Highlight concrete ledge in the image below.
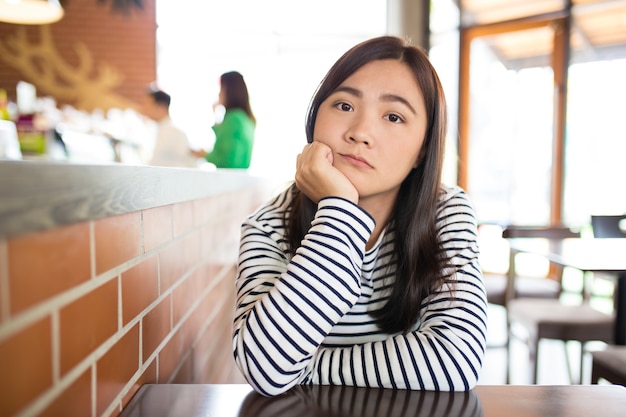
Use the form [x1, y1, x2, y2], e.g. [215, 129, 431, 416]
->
[0, 161, 280, 238]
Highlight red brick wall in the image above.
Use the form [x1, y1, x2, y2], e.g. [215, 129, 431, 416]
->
[0, 189, 263, 417]
[0, 0, 156, 112]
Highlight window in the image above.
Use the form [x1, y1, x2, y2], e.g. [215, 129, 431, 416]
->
[457, 0, 626, 225]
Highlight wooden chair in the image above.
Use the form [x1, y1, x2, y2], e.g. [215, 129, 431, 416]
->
[591, 345, 626, 385]
[481, 225, 575, 310]
[504, 225, 614, 384]
[481, 225, 578, 355]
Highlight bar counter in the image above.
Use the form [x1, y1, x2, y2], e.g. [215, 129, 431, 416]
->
[0, 160, 283, 416]
[0, 160, 282, 239]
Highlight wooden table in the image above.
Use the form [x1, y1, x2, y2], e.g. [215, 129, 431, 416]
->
[508, 238, 626, 345]
[119, 383, 626, 417]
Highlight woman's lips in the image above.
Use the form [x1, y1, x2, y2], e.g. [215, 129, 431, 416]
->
[340, 153, 373, 168]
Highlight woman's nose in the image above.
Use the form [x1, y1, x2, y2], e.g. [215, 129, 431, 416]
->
[347, 114, 372, 145]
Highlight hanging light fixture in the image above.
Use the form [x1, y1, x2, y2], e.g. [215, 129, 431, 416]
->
[0, 0, 64, 25]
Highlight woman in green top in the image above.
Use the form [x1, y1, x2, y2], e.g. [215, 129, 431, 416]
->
[195, 71, 256, 168]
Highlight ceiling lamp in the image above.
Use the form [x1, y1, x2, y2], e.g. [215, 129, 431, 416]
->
[0, 0, 64, 25]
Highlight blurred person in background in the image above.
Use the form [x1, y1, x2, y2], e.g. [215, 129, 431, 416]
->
[144, 85, 198, 168]
[193, 71, 256, 168]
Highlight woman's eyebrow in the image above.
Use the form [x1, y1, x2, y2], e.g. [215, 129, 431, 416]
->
[334, 86, 361, 98]
[381, 93, 416, 115]
[333, 86, 417, 115]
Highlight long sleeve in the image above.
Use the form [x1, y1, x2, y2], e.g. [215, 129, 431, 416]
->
[232, 187, 487, 397]
[309, 194, 486, 391]
[233, 195, 375, 396]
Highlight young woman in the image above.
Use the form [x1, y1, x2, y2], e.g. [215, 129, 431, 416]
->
[193, 71, 256, 168]
[232, 36, 486, 397]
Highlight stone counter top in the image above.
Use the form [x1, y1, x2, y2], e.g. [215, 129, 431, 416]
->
[0, 161, 283, 239]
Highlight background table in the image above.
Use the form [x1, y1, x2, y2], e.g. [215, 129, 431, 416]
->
[119, 383, 626, 417]
[509, 238, 626, 344]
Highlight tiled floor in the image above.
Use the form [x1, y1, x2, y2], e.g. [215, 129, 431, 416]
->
[478, 304, 603, 385]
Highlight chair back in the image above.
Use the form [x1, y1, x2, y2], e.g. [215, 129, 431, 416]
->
[500, 225, 582, 302]
[591, 215, 626, 238]
[502, 225, 580, 240]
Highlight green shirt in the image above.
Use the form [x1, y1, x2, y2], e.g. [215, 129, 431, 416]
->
[206, 108, 255, 168]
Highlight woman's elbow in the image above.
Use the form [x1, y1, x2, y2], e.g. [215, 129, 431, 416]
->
[233, 346, 305, 397]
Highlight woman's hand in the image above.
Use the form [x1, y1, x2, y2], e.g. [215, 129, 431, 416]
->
[190, 148, 206, 158]
[295, 141, 358, 204]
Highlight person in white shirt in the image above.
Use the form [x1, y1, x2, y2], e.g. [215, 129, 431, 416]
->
[144, 87, 197, 168]
[232, 36, 487, 397]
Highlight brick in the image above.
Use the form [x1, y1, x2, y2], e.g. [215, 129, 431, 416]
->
[173, 201, 194, 238]
[121, 256, 158, 325]
[121, 361, 157, 411]
[158, 328, 184, 383]
[8, 223, 90, 314]
[96, 324, 140, 416]
[142, 295, 171, 362]
[94, 212, 141, 275]
[40, 369, 91, 417]
[142, 205, 173, 253]
[183, 231, 201, 272]
[60, 279, 118, 375]
[0, 317, 52, 417]
[158, 240, 185, 292]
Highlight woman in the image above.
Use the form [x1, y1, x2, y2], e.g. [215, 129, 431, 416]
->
[232, 36, 486, 396]
[194, 71, 256, 168]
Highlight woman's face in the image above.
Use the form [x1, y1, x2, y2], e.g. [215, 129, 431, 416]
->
[313, 59, 428, 208]
[218, 84, 226, 106]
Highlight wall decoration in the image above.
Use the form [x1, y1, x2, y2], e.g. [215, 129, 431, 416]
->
[0, 25, 136, 111]
[0, 0, 155, 113]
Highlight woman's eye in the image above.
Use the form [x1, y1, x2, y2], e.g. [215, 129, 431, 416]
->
[385, 113, 404, 123]
[335, 102, 353, 112]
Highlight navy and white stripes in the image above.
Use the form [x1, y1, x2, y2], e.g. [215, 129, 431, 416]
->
[232, 185, 487, 396]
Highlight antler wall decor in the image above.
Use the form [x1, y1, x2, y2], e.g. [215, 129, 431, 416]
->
[0, 25, 137, 111]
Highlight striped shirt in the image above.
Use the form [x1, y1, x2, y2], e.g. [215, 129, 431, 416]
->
[232, 185, 487, 396]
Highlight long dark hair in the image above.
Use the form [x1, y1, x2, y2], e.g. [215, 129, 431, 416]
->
[220, 71, 256, 123]
[285, 36, 450, 334]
